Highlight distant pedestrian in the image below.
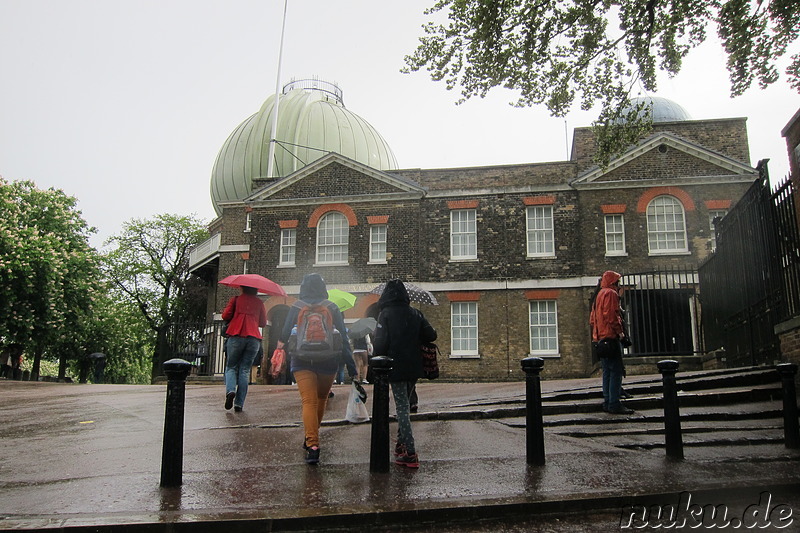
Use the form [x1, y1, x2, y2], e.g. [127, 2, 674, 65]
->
[350, 332, 371, 382]
[590, 271, 633, 415]
[221, 285, 267, 412]
[277, 273, 357, 465]
[372, 279, 437, 468]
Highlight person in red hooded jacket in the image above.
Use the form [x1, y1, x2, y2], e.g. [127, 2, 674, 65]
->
[590, 271, 634, 415]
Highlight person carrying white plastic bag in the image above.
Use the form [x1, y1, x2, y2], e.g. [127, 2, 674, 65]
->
[345, 381, 369, 423]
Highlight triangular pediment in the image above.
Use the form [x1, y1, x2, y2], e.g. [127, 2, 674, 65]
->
[244, 153, 424, 206]
[572, 132, 756, 186]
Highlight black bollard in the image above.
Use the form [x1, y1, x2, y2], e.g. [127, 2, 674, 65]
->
[776, 363, 799, 449]
[521, 357, 545, 466]
[657, 360, 683, 460]
[160, 358, 192, 487]
[369, 356, 393, 473]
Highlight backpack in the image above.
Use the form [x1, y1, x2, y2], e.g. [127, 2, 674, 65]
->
[292, 300, 342, 361]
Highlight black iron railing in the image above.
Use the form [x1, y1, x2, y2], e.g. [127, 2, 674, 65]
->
[699, 165, 800, 367]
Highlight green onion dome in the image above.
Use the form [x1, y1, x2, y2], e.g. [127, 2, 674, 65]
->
[210, 79, 398, 214]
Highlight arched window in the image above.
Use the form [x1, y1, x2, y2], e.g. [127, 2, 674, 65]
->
[316, 211, 349, 264]
[646, 195, 688, 254]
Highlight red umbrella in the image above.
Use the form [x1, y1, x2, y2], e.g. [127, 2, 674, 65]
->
[218, 274, 287, 297]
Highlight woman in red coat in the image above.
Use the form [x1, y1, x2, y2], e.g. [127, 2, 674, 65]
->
[221, 286, 267, 412]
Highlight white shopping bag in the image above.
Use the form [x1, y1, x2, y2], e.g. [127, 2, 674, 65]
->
[345, 382, 370, 423]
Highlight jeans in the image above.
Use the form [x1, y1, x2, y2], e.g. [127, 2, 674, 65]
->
[225, 336, 261, 408]
[293, 370, 336, 448]
[391, 380, 417, 455]
[601, 352, 625, 409]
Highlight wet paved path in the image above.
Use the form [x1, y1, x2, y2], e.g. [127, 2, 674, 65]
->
[1, 379, 798, 531]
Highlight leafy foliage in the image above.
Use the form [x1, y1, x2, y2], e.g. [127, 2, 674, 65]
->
[0, 178, 100, 377]
[102, 214, 208, 380]
[404, 0, 799, 165]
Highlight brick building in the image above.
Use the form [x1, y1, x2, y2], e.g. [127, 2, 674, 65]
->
[190, 84, 757, 380]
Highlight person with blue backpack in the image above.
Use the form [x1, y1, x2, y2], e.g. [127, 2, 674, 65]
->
[277, 273, 357, 465]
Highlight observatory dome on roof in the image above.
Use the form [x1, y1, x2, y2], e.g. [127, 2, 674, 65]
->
[619, 96, 692, 123]
[210, 79, 398, 214]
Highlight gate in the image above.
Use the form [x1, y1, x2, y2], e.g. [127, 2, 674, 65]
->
[698, 166, 800, 367]
[620, 266, 702, 357]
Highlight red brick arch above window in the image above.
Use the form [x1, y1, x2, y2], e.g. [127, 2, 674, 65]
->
[523, 195, 555, 206]
[447, 292, 480, 302]
[525, 289, 560, 300]
[705, 200, 732, 210]
[601, 204, 627, 214]
[447, 199, 479, 209]
[636, 187, 696, 213]
[307, 203, 358, 228]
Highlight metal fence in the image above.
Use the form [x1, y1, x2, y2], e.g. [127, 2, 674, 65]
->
[620, 266, 702, 358]
[164, 321, 227, 376]
[699, 167, 800, 367]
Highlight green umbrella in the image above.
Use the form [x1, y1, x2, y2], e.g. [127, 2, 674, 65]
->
[327, 289, 357, 311]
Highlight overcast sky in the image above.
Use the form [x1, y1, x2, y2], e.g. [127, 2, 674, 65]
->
[1, 1, 798, 249]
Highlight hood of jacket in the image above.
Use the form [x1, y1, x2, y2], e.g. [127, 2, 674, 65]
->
[299, 273, 328, 303]
[600, 270, 622, 290]
[379, 279, 410, 309]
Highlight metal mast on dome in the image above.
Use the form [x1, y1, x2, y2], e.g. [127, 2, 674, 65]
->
[267, 0, 289, 179]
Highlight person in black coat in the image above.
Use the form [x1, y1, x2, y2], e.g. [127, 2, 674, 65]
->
[372, 279, 437, 468]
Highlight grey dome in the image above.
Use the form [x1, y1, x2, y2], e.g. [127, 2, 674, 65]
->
[621, 96, 692, 123]
[210, 79, 398, 214]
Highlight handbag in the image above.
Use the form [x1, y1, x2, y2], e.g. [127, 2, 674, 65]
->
[593, 338, 620, 359]
[345, 381, 370, 423]
[420, 341, 440, 380]
[270, 347, 286, 379]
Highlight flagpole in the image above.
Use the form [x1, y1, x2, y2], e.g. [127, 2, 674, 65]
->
[267, 0, 288, 179]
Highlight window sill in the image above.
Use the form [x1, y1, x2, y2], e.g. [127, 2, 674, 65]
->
[526, 255, 556, 260]
[530, 353, 561, 358]
[648, 250, 691, 256]
[449, 353, 480, 359]
[313, 262, 350, 267]
[368, 260, 388, 265]
[605, 252, 628, 257]
[277, 264, 296, 268]
[449, 258, 478, 263]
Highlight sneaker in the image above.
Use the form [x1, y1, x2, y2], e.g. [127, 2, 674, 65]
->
[224, 391, 235, 410]
[410, 404, 418, 413]
[608, 405, 634, 415]
[395, 452, 419, 468]
[305, 446, 320, 465]
[394, 443, 407, 458]
[620, 389, 634, 399]
[234, 406, 242, 412]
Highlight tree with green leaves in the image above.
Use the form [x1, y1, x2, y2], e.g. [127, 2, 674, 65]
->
[403, 0, 799, 165]
[75, 292, 153, 384]
[0, 177, 101, 379]
[102, 214, 208, 381]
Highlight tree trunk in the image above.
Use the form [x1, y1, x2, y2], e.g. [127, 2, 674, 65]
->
[151, 327, 170, 383]
[31, 345, 43, 381]
[58, 353, 68, 381]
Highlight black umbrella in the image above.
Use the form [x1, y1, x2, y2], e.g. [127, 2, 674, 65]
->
[369, 282, 438, 306]
[348, 317, 377, 339]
